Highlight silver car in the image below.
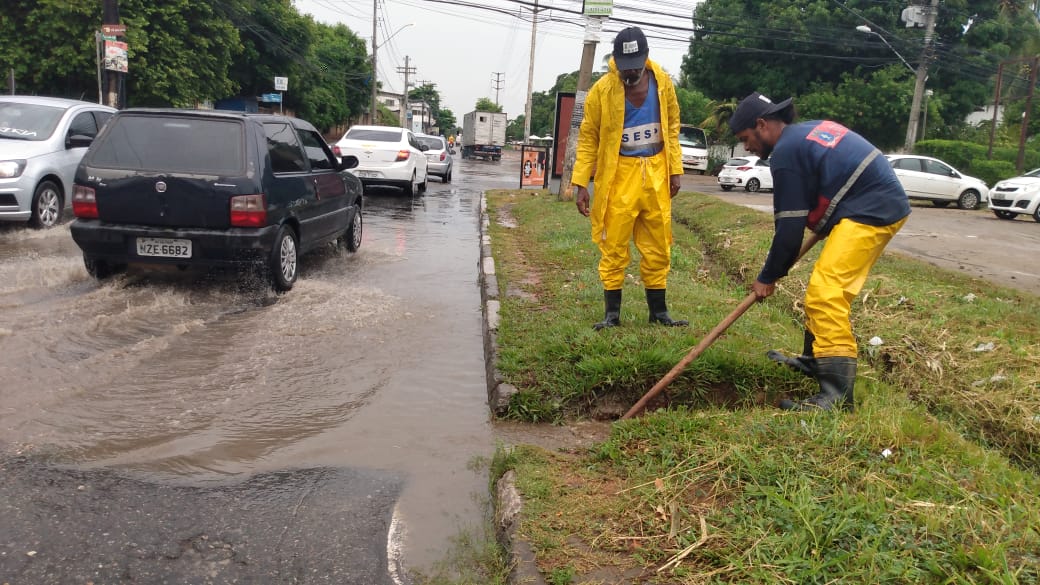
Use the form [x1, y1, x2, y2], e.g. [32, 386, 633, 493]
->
[416, 134, 453, 183]
[0, 96, 116, 228]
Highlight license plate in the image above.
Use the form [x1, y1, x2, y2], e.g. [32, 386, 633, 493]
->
[136, 237, 192, 258]
[358, 170, 379, 178]
[720, 177, 737, 184]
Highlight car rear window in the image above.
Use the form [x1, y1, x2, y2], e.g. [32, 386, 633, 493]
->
[0, 102, 64, 141]
[417, 136, 443, 150]
[725, 158, 750, 166]
[88, 115, 244, 174]
[344, 128, 402, 142]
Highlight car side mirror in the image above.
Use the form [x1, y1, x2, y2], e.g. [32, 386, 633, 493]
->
[339, 155, 359, 171]
[67, 134, 94, 149]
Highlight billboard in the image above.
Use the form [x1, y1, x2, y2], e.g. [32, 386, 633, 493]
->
[104, 40, 128, 73]
[552, 92, 576, 178]
[520, 145, 549, 189]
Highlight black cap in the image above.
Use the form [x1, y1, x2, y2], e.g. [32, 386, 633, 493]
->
[729, 92, 794, 133]
[612, 27, 648, 71]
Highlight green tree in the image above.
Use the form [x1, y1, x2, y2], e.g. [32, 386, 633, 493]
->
[437, 108, 457, 135]
[294, 20, 370, 132]
[675, 87, 713, 127]
[506, 114, 525, 141]
[474, 97, 502, 112]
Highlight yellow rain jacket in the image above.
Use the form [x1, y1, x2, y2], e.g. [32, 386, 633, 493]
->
[572, 58, 683, 289]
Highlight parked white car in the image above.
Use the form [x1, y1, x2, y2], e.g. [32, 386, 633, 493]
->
[989, 168, 1040, 222]
[0, 96, 116, 228]
[333, 125, 428, 196]
[678, 125, 709, 174]
[717, 156, 772, 192]
[886, 154, 989, 210]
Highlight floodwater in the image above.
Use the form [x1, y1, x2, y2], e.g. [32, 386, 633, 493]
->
[0, 153, 521, 577]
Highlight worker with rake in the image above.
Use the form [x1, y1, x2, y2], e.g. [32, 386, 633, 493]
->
[729, 92, 911, 412]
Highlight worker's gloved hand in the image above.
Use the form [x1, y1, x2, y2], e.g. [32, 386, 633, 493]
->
[574, 185, 590, 217]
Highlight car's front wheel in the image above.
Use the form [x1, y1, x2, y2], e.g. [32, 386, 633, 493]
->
[30, 180, 62, 229]
[745, 178, 761, 192]
[993, 210, 1017, 220]
[720, 185, 733, 192]
[1033, 205, 1040, 223]
[957, 190, 981, 210]
[340, 208, 362, 252]
[268, 224, 298, 292]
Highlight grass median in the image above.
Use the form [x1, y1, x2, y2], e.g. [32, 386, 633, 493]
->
[486, 188, 1040, 583]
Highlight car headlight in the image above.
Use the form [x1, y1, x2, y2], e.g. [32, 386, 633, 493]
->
[0, 160, 26, 178]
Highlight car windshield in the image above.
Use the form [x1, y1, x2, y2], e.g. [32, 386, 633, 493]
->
[345, 128, 402, 142]
[678, 126, 706, 149]
[0, 102, 65, 141]
[417, 136, 443, 150]
[1024, 168, 1040, 178]
[87, 115, 245, 174]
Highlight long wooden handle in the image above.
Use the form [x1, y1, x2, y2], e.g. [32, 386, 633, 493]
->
[620, 233, 822, 420]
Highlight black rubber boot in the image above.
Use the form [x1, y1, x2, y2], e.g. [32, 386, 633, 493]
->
[767, 329, 817, 377]
[593, 289, 622, 330]
[778, 356, 857, 412]
[645, 289, 688, 327]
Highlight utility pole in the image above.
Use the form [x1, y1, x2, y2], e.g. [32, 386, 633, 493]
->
[370, 0, 378, 125]
[491, 72, 505, 107]
[557, 15, 603, 200]
[418, 79, 435, 133]
[102, 0, 120, 108]
[523, 0, 539, 142]
[904, 0, 939, 152]
[397, 56, 415, 129]
[1017, 57, 1038, 172]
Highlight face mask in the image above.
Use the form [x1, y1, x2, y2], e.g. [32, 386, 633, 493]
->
[621, 67, 645, 87]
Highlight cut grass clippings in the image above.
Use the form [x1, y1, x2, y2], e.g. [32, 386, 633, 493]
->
[486, 188, 1040, 583]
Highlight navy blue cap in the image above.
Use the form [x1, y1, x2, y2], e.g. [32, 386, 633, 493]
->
[729, 92, 793, 133]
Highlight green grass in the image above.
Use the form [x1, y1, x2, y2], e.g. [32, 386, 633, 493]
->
[485, 188, 1040, 584]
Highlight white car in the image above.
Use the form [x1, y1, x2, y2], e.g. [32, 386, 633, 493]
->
[717, 156, 772, 192]
[333, 125, 429, 196]
[0, 96, 116, 228]
[989, 168, 1040, 222]
[886, 154, 989, 210]
[678, 125, 709, 174]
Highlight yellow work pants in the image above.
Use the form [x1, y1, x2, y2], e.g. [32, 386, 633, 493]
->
[806, 217, 907, 358]
[596, 152, 671, 290]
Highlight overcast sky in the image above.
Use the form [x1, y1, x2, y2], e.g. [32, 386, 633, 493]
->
[293, 0, 698, 130]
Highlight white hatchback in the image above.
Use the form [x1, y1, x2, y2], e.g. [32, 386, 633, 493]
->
[333, 125, 429, 196]
[886, 154, 989, 210]
[717, 156, 772, 192]
[989, 167, 1040, 223]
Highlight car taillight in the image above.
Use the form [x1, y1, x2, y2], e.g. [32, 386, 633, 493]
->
[439, 151, 446, 161]
[396, 150, 410, 162]
[333, 145, 342, 157]
[230, 194, 267, 227]
[737, 166, 752, 171]
[72, 185, 98, 218]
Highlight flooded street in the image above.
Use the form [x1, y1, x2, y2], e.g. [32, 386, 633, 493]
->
[0, 153, 519, 582]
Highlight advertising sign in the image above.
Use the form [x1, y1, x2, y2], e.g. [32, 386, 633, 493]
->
[520, 145, 549, 189]
[273, 76, 288, 91]
[103, 40, 128, 73]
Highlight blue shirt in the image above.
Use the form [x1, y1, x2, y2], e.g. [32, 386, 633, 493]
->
[620, 75, 662, 157]
[759, 120, 911, 284]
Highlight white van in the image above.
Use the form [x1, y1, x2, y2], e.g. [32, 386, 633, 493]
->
[678, 125, 709, 174]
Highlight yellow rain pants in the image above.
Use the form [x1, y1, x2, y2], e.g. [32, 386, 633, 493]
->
[594, 151, 672, 290]
[806, 216, 908, 358]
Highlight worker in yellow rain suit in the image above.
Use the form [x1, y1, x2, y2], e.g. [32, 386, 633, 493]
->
[572, 26, 687, 330]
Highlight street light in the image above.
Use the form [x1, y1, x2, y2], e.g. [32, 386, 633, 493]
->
[857, 24, 928, 152]
[855, 25, 914, 73]
[370, 22, 414, 125]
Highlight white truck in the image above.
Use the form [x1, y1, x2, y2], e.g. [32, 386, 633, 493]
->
[461, 110, 507, 161]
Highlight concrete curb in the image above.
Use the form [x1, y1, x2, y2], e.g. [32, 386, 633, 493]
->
[478, 192, 547, 585]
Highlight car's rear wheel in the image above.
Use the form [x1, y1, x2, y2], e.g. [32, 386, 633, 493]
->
[29, 180, 62, 229]
[268, 224, 298, 292]
[720, 185, 733, 192]
[444, 169, 452, 183]
[83, 256, 126, 280]
[402, 172, 415, 196]
[341, 208, 362, 252]
[932, 201, 951, 208]
[418, 172, 427, 193]
[745, 178, 761, 192]
[993, 210, 1017, 220]
[957, 190, 981, 210]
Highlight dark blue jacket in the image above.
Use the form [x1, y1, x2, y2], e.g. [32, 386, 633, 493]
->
[759, 120, 911, 284]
